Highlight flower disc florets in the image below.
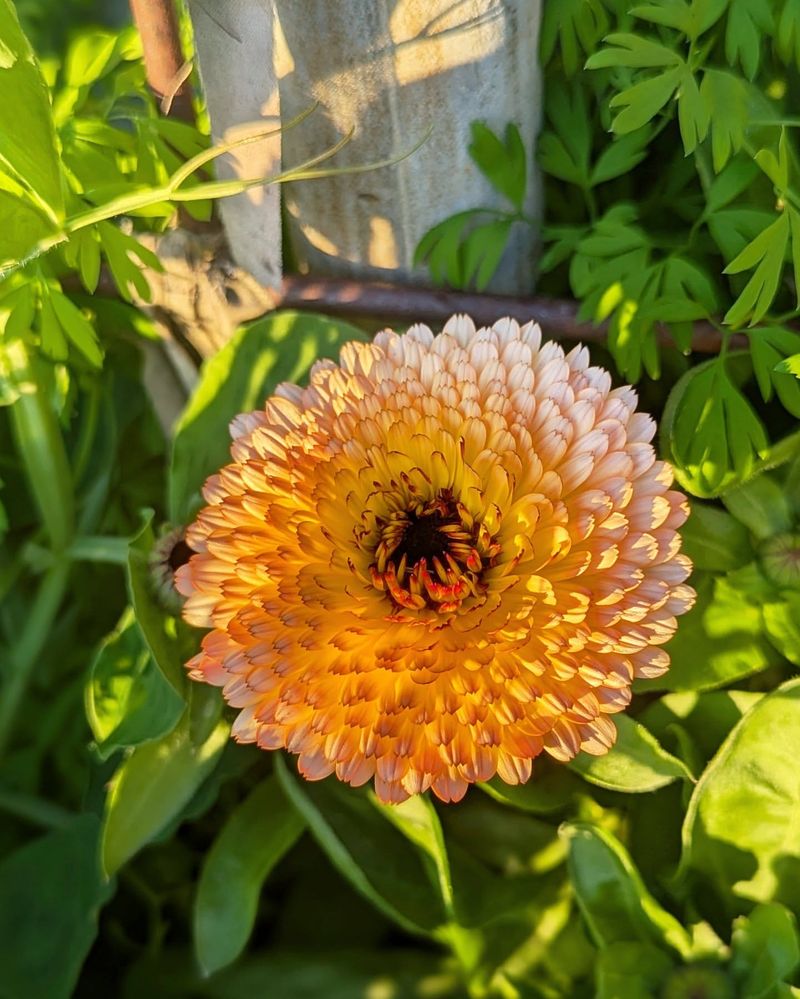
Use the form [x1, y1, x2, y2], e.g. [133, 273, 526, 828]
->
[176, 316, 694, 803]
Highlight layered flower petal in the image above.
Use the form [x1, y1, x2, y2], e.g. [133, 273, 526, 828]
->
[177, 316, 694, 803]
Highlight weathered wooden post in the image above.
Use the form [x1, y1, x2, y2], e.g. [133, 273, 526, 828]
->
[190, 0, 543, 296]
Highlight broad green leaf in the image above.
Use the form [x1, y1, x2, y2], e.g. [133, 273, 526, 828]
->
[101, 707, 228, 876]
[169, 311, 367, 524]
[126, 513, 187, 697]
[640, 689, 763, 763]
[0, 815, 112, 999]
[468, 122, 527, 210]
[680, 502, 753, 571]
[562, 822, 693, 957]
[0, 0, 63, 219]
[645, 571, 779, 691]
[274, 755, 445, 936]
[125, 948, 462, 999]
[0, 187, 60, 270]
[85, 606, 185, 760]
[568, 715, 693, 792]
[441, 792, 565, 877]
[730, 903, 800, 998]
[480, 765, 582, 814]
[681, 678, 800, 916]
[373, 794, 456, 919]
[595, 942, 674, 999]
[722, 474, 794, 539]
[194, 777, 305, 975]
[763, 592, 800, 665]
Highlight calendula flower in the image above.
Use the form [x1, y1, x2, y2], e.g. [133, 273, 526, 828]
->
[176, 316, 694, 803]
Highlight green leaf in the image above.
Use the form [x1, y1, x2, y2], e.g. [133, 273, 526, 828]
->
[0, 0, 64, 220]
[97, 221, 159, 302]
[49, 290, 103, 367]
[777, 0, 800, 67]
[681, 677, 800, 916]
[274, 755, 446, 937]
[64, 29, 121, 87]
[596, 941, 674, 999]
[704, 157, 761, 215]
[664, 357, 769, 497]
[586, 32, 683, 69]
[540, 82, 593, 187]
[568, 715, 693, 792]
[731, 903, 800, 998]
[101, 706, 229, 876]
[169, 311, 367, 524]
[640, 689, 763, 763]
[680, 502, 754, 571]
[0, 186, 61, 271]
[609, 66, 684, 134]
[724, 212, 790, 327]
[460, 217, 514, 291]
[468, 122, 527, 210]
[194, 777, 305, 975]
[0, 815, 112, 999]
[374, 794, 455, 917]
[645, 570, 779, 691]
[126, 513, 187, 697]
[414, 210, 477, 287]
[480, 765, 582, 815]
[748, 325, 800, 417]
[726, 0, 773, 80]
[775, 353, 800, 376]
[541, 0, 610, 74]
[590, 128, 653, 185]
[85, 606, 185, 760]
[677, 68, 709, 155]
[763, 592, 800, 665]
[562, 822, 693, 956]
[700, 70, 749, 171]
[722, 474, 794, 539]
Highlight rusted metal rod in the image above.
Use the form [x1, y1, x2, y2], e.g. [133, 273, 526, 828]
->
[280, 276, 739, 354]
[129, 0, 193, 120]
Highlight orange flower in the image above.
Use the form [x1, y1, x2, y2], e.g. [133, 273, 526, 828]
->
[176, 317, 694, 803]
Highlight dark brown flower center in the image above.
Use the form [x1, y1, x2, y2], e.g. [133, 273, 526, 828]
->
[369, 490, 500, 618]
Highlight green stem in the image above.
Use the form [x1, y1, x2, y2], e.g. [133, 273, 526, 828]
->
[0, 560, 70, 760]
[7, 339, 74, 553]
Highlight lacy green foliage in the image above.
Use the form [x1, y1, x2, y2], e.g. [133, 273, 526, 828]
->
[417, 0, 800, 498]
[0, 6, 210, 379]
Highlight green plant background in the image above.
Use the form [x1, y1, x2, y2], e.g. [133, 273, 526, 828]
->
[0, 1, 799, 998]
